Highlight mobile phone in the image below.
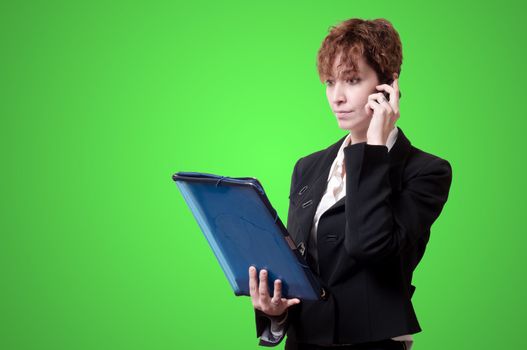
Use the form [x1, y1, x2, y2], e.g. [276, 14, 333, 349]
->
[380, 78, 402, 100]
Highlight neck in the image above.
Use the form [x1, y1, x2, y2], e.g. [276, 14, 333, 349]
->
[348, 128, 368, 145]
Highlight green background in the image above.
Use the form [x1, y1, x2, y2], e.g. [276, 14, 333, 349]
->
[2, 0, 526, 349]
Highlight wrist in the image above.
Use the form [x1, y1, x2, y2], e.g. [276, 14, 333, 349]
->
[269, 309, 288, 323]
[366, 139, 386, 146]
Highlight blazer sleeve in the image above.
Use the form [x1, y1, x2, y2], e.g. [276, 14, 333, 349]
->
[342, 142, 453, 264]
[253, 157, 304, 346]
[254, 309, 290, 346]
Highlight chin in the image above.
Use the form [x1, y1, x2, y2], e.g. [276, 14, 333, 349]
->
[337, 117, 368, 132]
[337, 118, 358, 130]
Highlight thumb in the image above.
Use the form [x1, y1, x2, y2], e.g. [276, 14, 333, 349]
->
[364, 102, 373, 116]
[287, 298, 301, 306]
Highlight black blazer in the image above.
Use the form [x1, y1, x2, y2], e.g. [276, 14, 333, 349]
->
[254, 126, 453, 346]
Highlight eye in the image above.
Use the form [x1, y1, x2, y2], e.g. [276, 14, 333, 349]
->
[324, 78, 360, 86]
[346, 78, 361, 84]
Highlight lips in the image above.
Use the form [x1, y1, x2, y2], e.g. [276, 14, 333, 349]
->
[336, 111, 353, 117]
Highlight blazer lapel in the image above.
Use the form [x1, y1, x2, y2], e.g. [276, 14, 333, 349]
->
[293, 126, 412, 250]
[291, 135, 344, 250]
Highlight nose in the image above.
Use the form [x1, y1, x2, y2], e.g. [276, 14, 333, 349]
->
[329, 81, 346, 104]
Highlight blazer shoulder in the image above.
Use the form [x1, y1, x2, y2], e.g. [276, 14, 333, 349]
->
[297, 149, 325, 169]
[406, 145, 452, 179]
[295, 140, 339, 175]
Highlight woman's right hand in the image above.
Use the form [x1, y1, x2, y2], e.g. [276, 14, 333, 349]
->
[249, 266, 301, 317]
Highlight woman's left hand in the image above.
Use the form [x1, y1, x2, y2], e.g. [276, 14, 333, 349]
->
[364, 75, 401, 146]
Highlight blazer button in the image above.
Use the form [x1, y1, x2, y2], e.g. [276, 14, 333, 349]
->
[321, 287, 328, 300]
[301, 199, 313, 208]
[326, 234, 337, 242]
[297, 241, 306, 256]
[298, 185, 308, 195]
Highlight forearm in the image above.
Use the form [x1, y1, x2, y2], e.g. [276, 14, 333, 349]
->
[342, 142, 452, 263]
[343, 142, 396, 261]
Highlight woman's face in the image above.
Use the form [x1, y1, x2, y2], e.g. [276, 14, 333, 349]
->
[325, 53, 381, 133]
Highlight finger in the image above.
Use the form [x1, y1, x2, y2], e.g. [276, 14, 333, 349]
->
[271, 279, 282, 306]
[249, 266, 258, 302]
[375, 84, 394, 96]
[286, 298, 301, 307]
[393, 80, 401, 111]
[372, 95, 394, 114]
[368, 92, 385, 102]
[364, 101, 373, 116]
[259, 269, 271, 304]
[372, 92, 387, 103]
[375, 84, 396, 104]
[381, 79, 400, 106]
[378, 98, 394, 114]
[393, 78, 400, 102]
[368, 93, 392, 108]
[366, 100, 379, 111]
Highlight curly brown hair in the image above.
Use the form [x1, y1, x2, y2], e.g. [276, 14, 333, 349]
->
[316, 18, 403, 86]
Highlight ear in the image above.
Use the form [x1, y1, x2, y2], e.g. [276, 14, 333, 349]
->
[392, 72, 399, 81]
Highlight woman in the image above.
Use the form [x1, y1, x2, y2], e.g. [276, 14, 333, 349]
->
[248, 18, 452, 350]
